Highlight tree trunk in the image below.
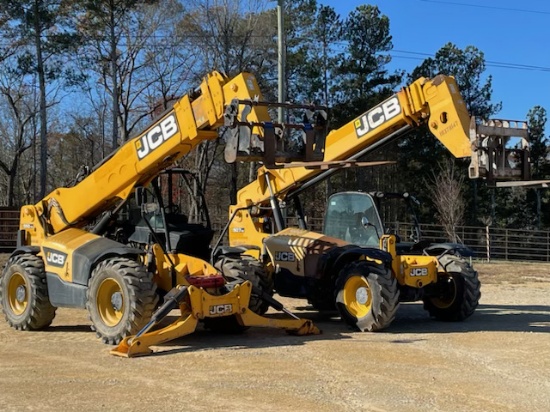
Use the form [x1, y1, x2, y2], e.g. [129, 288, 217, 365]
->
[7, 161, 18, 208]
[109, 3, 119, 149]
[34, 0, 48, 199]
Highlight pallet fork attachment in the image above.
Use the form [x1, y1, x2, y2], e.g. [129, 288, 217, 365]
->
[224, 99, 327, 168]
[468, 117, 530, 181]
[111, 281, 320, 358]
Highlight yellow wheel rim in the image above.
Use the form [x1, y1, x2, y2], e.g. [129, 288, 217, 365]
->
[7, 273, 28, 315]
[431, 275, 457, 309]
[342, 276, 372, 318]
[96, 278, 124, 327]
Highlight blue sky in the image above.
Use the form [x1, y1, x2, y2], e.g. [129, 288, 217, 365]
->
[321, 0, 550, 126]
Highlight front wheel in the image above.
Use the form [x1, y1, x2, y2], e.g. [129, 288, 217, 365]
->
[0, 253, 56, 330]
[423, 255, 480, 321]
[335, 261, 399, 331]
[86, 257, 158, 344]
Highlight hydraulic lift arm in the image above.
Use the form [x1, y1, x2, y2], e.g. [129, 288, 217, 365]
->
[19, 72, 272, 244]
[228, 74, 529, 246]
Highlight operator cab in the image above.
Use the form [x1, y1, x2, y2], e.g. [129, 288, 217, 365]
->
[323, 191, 429, 254]
[323, 192, 383, 248]
[127, 169, 214, 260]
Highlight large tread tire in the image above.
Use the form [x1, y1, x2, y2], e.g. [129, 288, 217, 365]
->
[214, 255, 273, 315]
[86, 257, 158, 345]
[335, 261, 399, 332]
[423, 254, 481, 321]
[0, 253, 56, 330]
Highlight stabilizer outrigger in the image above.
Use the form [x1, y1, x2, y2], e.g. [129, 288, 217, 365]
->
[111, 276, 320, 358]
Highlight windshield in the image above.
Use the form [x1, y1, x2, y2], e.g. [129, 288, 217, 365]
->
[323, 192, 384, 247]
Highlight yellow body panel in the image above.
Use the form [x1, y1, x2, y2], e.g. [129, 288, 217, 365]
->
[149, 243, 220, 292]
[380, 235, 438, 287]
[39, 228, 102, 282]
[19, 205, 43, 246]
[397, 256, 438, 288]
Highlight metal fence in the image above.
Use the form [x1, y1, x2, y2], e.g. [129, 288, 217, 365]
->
[453, 224, 550, 262]
[282, 217, 550, 262]
[378, 221, 550, 262]
[2, 210, 550, 262]
[0, 208, 19, 252]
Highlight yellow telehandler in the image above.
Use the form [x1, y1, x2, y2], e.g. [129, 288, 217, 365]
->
[218, 74, 530, 332]
[0, 71, 324, 357]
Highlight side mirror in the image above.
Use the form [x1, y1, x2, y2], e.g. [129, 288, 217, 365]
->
[361, 216, 380, 239]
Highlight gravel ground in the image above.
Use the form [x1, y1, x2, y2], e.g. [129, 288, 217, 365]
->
[1, 255, 549, 411]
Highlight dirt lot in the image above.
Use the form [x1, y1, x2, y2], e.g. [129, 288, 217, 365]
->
[1, 255, 549, 412]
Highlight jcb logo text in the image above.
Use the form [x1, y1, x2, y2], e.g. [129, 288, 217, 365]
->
[410, 268, 428, 277]
[354, 96, 401, 138]
[209, 304, 233, 316]
[43, 248, 67, 268]
[275, 252, 295, 262]
[136, 114, 178, 159]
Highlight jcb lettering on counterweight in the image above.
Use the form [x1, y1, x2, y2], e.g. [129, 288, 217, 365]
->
[136, 114, 179, 159]
[354, 96, 401, 138]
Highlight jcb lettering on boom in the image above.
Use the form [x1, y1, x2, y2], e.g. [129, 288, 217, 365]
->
[354, 96, 401, 138]
[135, 113, 179, 159]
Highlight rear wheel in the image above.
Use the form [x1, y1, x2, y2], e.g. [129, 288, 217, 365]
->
[207, 255, 273, 333]
[86, 257, 158, 344]
[335, 261, 399, 331]
[214, 255, 273, 315]
[423, 255, 480, 321]
[0, 253, 56, 330]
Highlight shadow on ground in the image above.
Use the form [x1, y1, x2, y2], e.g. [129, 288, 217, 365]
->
[4, 300, 549, 357]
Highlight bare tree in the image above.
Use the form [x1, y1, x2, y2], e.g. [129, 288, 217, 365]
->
[427, 160, 465, 243]
[0, 0, 81, 199]
[179, 0, 275, 207]
[182, 0, 274, 78]
[0, 64, 40, 207]
[0, 45, 47, 206]
[76, 0, 188, 147]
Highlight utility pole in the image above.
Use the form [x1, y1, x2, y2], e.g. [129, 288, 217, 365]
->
[277, 0, 285, 123]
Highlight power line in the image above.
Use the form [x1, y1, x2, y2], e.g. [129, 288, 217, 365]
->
[417, 0, 550, 15]
[391, 49, 550, 72]
[2, 32, 549, 74]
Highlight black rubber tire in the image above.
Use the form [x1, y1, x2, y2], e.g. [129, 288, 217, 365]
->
[334, 261, 399, 331]
[86, 257, 158, 345]
[214, 255, 273, 315]
[0, 253, 56, 330]
[423, 254, 481, 321]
